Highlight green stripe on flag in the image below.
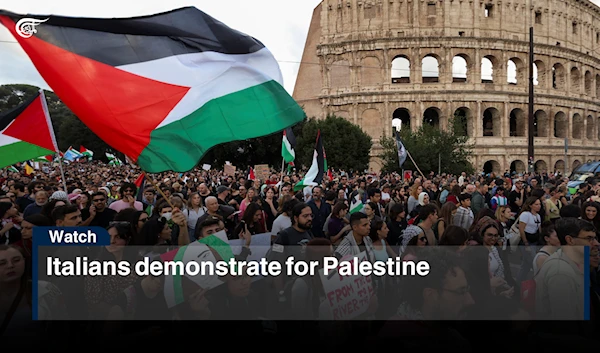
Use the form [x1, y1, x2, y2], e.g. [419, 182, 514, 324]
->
[172, 245, 188, 306]
[138, 80, 305, 173]
[0, 141, 55, 169]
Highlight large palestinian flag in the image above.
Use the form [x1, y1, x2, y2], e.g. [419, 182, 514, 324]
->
[0, 7, 305, 173]
[0, 90, 58, 169]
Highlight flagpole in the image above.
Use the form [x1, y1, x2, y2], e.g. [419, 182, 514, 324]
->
[140, 170, 176, 209]
[39, 89, 68, 192]
[406, 150, 426, 180]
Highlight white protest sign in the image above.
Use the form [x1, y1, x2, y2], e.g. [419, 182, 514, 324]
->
[319, 251, 374, 320]
[202, 164, 211, 171]
[228, 232, 271, 262]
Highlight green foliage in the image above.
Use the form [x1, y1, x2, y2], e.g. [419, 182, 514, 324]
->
[200, 131, 286, 169]
[0, 84, 112, 161]
[379, 114, 474, 176]
[293, 115, 372, 172]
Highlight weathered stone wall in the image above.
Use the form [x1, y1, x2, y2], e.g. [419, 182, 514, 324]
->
[293, 0, 600, 173]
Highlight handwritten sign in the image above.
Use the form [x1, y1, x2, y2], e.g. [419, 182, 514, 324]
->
[224, 164, 236, 176]
[319, 252, 374, 320]
[253, 164, 270, 182]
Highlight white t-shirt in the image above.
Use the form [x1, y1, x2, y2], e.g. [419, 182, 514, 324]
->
[519, 211, 541, 234]
[272, 214, 292, 237]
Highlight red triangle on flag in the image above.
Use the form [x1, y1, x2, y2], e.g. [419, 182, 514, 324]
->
[3, 95, 55, 152]
[0, 15, 191, 160]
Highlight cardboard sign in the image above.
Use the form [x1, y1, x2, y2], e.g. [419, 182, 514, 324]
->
[403, 170, 413, 180]
[253, 164, 270, 182]
[224, 164, 236, 176]
[319, 252, 374, 320]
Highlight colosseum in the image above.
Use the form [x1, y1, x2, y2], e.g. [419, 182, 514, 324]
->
[293, 0, 600, 174]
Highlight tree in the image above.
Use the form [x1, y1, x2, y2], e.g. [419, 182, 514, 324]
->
[0, 84, 113, 161]
[379, 114, 474, 176]
[293, 115, 372, 172]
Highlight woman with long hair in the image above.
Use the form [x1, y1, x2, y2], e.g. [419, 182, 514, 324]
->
[446, 184, 462, 205]
[238, 187, 256, 222]
[438, 225, 469, 251]
[0, 245, 67, 335]
[436, 202, 457, 242]
[234, 202, 266, 238]
[184, 192, 206, 237]
[83, 222, 139, 319]
[328, 202, 350, 245]
[532, 222, 560, 277]
[407, 184, 423, 214]
[581, 201, 600, 233]
[261, 186, 279, 232]
[516, 196, 542, 283]
[271, 197, 299, 238]
[368, 219, 398, 262]
[386, 203, 407, 250]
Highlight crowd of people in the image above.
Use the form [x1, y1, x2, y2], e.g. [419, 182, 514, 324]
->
[1, 161, 600, 345]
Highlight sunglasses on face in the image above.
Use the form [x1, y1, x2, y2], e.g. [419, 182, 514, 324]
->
[93, 198, 105, 202]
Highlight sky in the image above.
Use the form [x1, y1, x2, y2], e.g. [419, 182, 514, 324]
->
[1, 0, 599, 95]
[0, 0, 323, 94]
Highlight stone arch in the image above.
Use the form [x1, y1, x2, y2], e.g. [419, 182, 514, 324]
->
[534, 159, 548, 173]
[361, 108, 384, 140]
[554, 111, 567, 138]
[552, 63, 565, 90]
[454, 107, 473, 137]
[481, 55, 498, 83]
[483, 107, 501, 137]
[510, 160, 526, 174]
[573, 160, 582, 171]
[554, 160, 565, 173]
[422, 54, 440, 83]
[391, 55, 411, 83]
[452, 54, 469, 83]
[333, 110, 350, 121]
[392, 107, 411, 132]
[507, 57, 525, 85]
[483, 160, 502, 174]
[423, 107, 441, 129]
[360, 56, 382, 86]
[572, 113, 583, 139]
[585, 70, 593, 95]
[509, 108, 527, 137]
[587, 115, 595, 140]
[534, 110, 548, 137]
[570, 66, 581, 93]
[330, 59, 351, 90]
[533, 60, 545, 87]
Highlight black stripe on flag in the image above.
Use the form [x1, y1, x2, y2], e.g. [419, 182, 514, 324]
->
[0, 7, 265, 67]
[314, 132, 325, 185]
[285, 127, 296, 148]
[0, 91, 40, 131]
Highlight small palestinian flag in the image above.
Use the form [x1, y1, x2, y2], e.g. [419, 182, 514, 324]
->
[160, 242, 223, 308]
[0, 7, 305, 173]
[80, 145, 94, 159]
[294, 131, 326, 192]
[282, 127, 296, 164]
[105, 153, 122, 166]
[349, 193, 364, 214]
[7, 165, 18, 173]
[0, 90, 59, 169]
